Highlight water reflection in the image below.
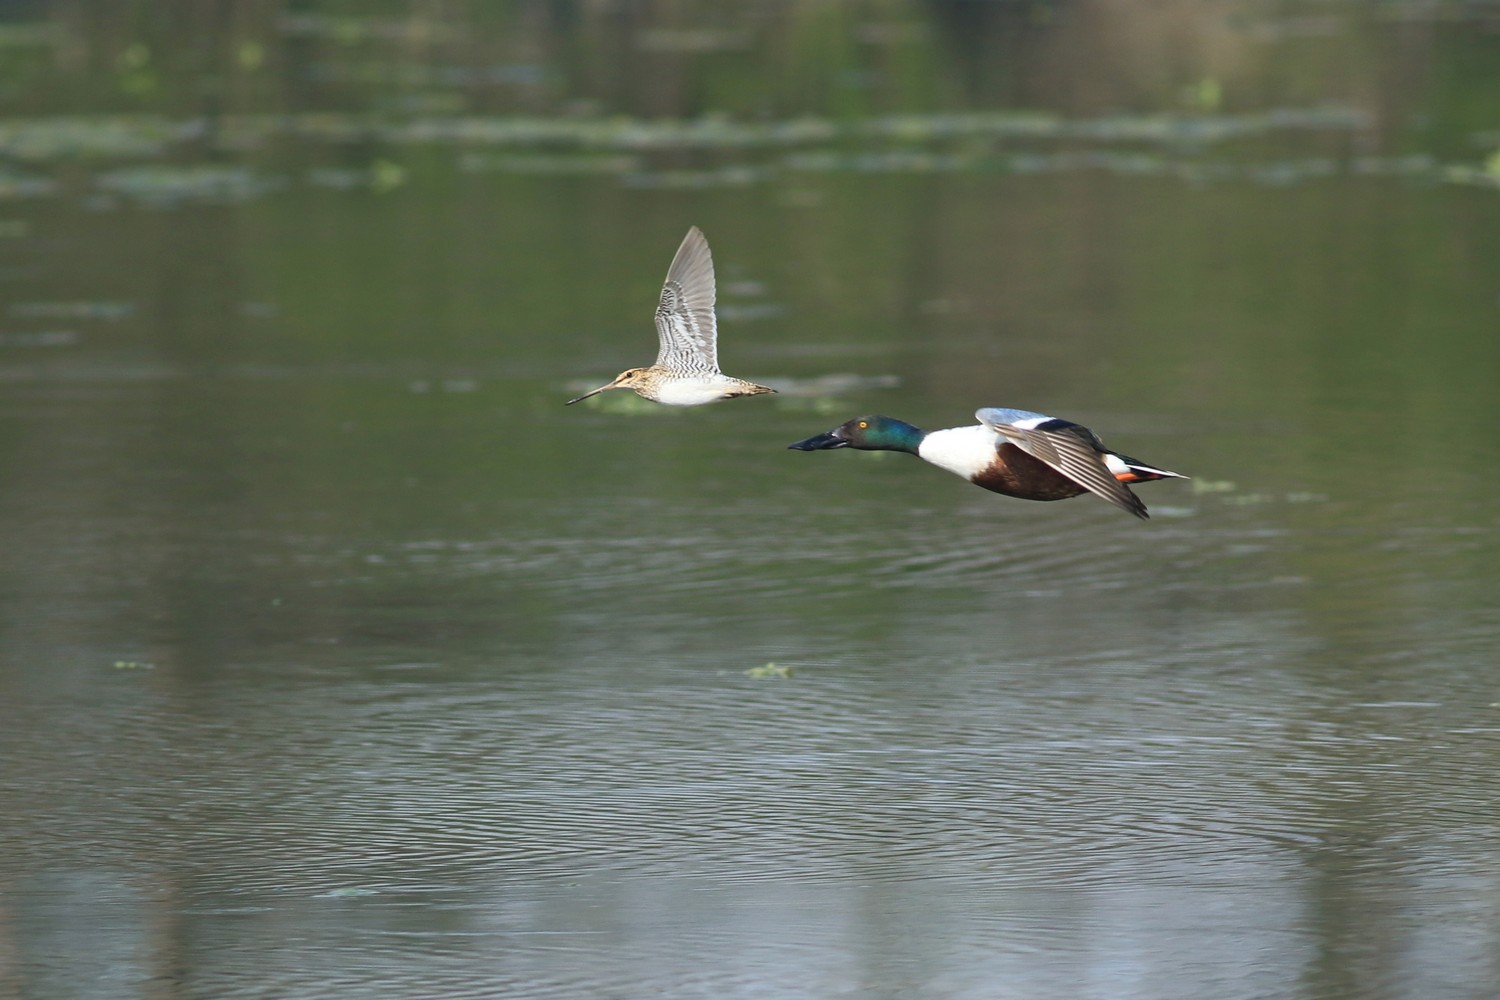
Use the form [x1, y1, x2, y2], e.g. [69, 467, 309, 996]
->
[5, 550, 1499, 998]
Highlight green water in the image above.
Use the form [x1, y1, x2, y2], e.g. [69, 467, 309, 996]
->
[3, 3, 1500, 998]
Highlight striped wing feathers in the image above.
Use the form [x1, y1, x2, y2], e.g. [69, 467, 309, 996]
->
[653, 226, 720, 374]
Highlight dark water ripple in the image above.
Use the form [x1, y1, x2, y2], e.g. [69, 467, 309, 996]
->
[12, 631, 1490, 904]
[7, 541, 1499, 997]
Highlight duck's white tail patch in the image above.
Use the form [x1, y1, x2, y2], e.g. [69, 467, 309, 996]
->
[1105, 452, 1187, 482]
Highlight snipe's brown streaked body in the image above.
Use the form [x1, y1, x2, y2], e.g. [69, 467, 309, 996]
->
[566, 226, 777, 407]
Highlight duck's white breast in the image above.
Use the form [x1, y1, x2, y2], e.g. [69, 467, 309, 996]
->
[917, 424, 999, 480]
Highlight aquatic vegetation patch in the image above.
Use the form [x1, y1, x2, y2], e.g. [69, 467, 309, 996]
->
[95, 165, 288, 206]
[1220, 491, 1330, 506]
[769, 373, 901, 397]
[3, 106, 1499, 206]
[1440, 161, 1500, 192]
[458, 152, 639, 175]
[0, 116, 195, 161]
[0, 330, 79, 347]
[744, 662, 794, 679]
[620, 165, 771, 189]
[306, 159, 406, 192]
[773, 394, 857, 415]
[0, 169, 55, 200]
[9, 301, 135, 320]
[276, 12, 462, 44]
[635, 27, 753, 54]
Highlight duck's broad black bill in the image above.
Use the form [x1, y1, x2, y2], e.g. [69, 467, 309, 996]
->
[788, 430, 848, 451]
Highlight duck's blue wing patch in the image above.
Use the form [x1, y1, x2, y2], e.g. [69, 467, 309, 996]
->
[975, 407, 1054, 429]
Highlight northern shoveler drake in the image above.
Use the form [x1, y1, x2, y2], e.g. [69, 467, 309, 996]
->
[566, 227, 777, 406]
[789, 408, 1186, 519]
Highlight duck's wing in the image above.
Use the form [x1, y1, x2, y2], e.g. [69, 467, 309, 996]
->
[976, 408, 1149, 519]
[653, 226, 720, 374]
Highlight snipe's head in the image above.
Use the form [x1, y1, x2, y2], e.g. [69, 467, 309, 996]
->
[787, 415, 925, 453]
[565, 367, 653, 405]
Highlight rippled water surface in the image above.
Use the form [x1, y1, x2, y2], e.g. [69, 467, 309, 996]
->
[5, 3, 1500, 998]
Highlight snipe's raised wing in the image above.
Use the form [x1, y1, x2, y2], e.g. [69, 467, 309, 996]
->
[653, 226, 720, 374]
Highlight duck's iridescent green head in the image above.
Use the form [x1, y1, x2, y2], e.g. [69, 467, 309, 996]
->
[787, 415, 925, 454]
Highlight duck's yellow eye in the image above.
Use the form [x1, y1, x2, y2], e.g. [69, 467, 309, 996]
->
[858, 420, 869, 429]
